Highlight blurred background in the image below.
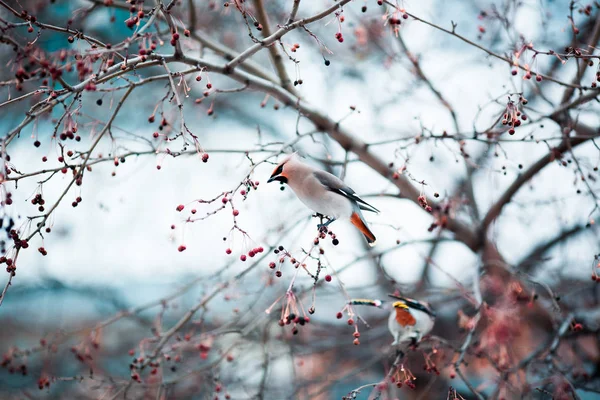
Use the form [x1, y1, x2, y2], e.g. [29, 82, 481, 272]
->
[0, 0, 599, 398]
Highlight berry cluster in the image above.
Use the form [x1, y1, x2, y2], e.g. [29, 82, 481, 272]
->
[417, 195, 433, 213]
[31, 193, 46, 212]
[278, 312, 311, 335]
[501, 95, 527, 135]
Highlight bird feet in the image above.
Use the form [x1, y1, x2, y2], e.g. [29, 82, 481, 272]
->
[394, 349, 405, 360]
[316, 215, 336, 232]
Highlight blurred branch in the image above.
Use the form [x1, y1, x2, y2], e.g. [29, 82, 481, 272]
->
[256, 326, 270, 399]
[159, 1, 183, 58]
[253, 0, 297, 94]
[0, 86, 134, 307]
[560, 11, 600, 104]
[224, 0, 353, 72]
[396, 34, 459, 133]
[517, 225, 588, 273]
[286, 0, 301, 24]
[453, 263, 484, 400]
[86, 0, 279, 83]
[481, 119, 599, 236]
[0, 1, 120, 57]
[384, 1, 595, 90]
[187, 0, 197, 31]
[491, 314, 575, 397]
[145, 243, 273, 365]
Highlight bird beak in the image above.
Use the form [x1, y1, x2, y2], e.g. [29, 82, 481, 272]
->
[268, 173, 288, 184]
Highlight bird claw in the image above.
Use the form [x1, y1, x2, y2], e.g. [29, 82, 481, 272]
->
[316, 217, 335, 231]
[395, 349, 405, 360]
[408, 337, 420, 351]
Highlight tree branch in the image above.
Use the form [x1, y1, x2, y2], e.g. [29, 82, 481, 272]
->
[253, 0, 297, 94]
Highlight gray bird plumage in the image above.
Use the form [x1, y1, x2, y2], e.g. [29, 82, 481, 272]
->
[267, 153, 379, 245]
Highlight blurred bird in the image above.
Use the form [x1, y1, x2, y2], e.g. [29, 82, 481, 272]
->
[350, 295, 436, 346]
[267, 153, 379, 246]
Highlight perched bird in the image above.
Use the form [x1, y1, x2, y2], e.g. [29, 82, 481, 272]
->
[267, 153, 379, 246]
[350, 295, 436, 346]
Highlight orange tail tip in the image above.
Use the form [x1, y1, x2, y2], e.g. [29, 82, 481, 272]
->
[350, 212, 376, 246]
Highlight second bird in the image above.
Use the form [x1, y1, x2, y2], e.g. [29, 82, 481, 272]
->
[267, 153, 379, 246]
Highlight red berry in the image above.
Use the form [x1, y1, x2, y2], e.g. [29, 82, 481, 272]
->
[240, 255, 247, 261]
[176, 204, 185, 212]
[178, 245, 186, 252]
[325, 274, 332, 282]
[225, 248, 232, 254]
[336, 312, 343, 319]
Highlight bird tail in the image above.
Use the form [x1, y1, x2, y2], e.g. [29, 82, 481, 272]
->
[348, 299, 383, 307]
[350, 209, 376, 246]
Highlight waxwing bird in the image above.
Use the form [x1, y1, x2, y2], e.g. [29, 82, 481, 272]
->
[267, 153, 379, 246]
[349, 295, 436, 346]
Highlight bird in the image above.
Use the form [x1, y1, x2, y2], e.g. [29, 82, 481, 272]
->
[349, 295, 436, 346]
[267, 153, 379, 246]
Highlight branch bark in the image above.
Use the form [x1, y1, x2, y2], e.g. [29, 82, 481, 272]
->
[253, 0, 297, 94]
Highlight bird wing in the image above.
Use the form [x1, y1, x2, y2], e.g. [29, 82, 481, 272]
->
[388, 294, 436, 317]
[312, 170, 380, 213]
[393, 302, 417, 327]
